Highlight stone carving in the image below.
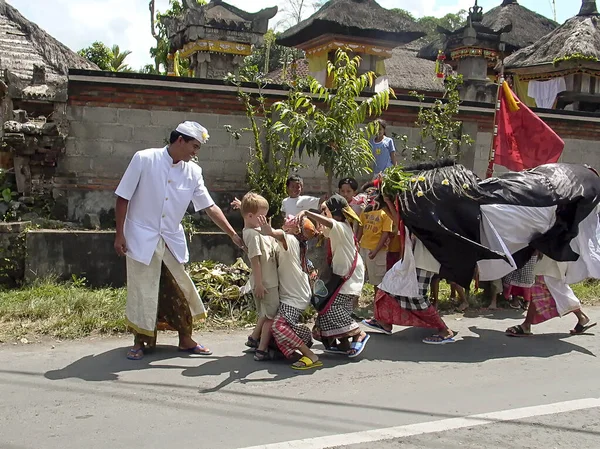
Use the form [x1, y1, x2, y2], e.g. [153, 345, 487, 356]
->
[160, 0, 277, 79]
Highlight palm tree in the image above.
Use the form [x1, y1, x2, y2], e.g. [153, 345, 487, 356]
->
[110, 45, 133, 72]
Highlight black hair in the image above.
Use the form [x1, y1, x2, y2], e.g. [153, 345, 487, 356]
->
[169, 130, 195, 144]
[360, 180, 384, 213]
[376, 119, 387, 136]
[286, 175, 304, 187]
[338, 177, 359, 191]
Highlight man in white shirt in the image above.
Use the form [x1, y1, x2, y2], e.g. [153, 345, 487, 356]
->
[114, 121, 244, 360]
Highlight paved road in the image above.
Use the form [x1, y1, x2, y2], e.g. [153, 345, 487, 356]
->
[0, 308, 599, 449]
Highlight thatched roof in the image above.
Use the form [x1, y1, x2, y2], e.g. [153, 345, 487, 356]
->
[417, 0, 558, 61]
[0, 1, 97, 83]
[268, 44, 444, 93]
[276, 0, 425, 48]
[504, 1, 600, 69]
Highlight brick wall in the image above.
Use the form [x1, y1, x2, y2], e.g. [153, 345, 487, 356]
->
[58, 71, 600, 221]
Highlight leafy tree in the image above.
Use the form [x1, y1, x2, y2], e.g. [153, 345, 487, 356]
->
[78, 41, 113, 71]
[395, 75, 473, 162]
[149, 0, 206, 74]
[241, 30, 303, 76]
[387, 9, 467, 37]
[110, 45, 132, 72]
[223, 67, 304, 219]
[273, 49, 395, 193]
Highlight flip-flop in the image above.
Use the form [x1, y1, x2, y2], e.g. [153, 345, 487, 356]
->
[245, 336, 259, 349]
[291, 356, 323, 370]
[362, 319, 392, 335]
[126, 347, 144, 360]
[505, 325, 533, 337]
[178, 344, 213, 355]
[348, 333, 370, 358]
[570, 322, 597, 335]
[422, 334, 456, 345]
[323, 346, 346, 355]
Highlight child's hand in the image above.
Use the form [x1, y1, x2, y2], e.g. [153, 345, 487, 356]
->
[254, 283, 266, 299]
[368, 250, 378, 260]
[257, 215, 273, 236]
[230, 197, 241, 210]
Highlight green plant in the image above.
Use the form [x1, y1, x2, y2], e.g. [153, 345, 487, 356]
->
[395, 74, 473, 162]
[1, 188, 10, 203]
[224, 67, 303, 218]
[273, 49, 395, 193]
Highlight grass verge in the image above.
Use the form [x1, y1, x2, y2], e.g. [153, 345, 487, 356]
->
[1, 277, 599, 343]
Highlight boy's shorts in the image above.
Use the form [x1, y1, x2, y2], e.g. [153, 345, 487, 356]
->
[253, 287, 280, 319]
[360, 248, 387, 286]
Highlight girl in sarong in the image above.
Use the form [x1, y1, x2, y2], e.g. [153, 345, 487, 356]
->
[300, 195, 371, 357]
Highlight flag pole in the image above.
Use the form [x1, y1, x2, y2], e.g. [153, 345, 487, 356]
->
[486, 74, 504, 179]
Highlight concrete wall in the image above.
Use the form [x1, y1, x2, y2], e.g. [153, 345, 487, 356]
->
[25, 230, 245, 287]
[58, 73, 600, 222]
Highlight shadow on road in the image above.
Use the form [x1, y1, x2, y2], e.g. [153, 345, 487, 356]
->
[43, 326, 594, 387]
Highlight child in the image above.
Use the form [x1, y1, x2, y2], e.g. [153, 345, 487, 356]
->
[356, 186, 393, 298]
[338, 177, 367, 235]
[257, 214, 323, 370]
[281, 175, 323, 217]
[240, 193, 280, 361]
[301, 195, 370, 358]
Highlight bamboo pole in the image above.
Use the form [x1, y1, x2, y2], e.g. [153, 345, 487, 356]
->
[486, 74, 504, 179]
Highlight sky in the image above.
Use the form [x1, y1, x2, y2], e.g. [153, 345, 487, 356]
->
[8, 0, 580, 70]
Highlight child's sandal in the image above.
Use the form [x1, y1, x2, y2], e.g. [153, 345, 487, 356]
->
[245, 336, 259, 349]
[254, 349, 272, 361]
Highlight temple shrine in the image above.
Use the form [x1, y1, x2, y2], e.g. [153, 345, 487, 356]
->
[503, 0, 600, 112]
[275, 0, 426, 92]
[160, 0, 277, 79]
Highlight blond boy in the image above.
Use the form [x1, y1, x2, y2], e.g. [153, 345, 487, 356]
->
[241, 193, 280, 360]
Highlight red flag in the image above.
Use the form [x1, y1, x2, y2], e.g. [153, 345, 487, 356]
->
[493, 82, 564, 172]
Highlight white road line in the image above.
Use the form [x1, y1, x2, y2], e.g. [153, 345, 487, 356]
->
[237, 398, 600, 449]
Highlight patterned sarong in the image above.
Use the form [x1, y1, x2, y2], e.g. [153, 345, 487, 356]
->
[271, 303, 312, 358]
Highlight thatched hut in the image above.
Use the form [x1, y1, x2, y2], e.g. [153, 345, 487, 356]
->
[503, 0, 600, 111]
[275, 0, 426, 90]
[268, 41, 445, 94]
[0, 0, 97, 83]
[418, 0, 557, 62]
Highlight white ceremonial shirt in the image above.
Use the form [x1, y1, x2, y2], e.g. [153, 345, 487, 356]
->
[115, 146, 215, 266]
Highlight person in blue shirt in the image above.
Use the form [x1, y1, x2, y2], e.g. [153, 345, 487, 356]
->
[370, 119, 397, 176]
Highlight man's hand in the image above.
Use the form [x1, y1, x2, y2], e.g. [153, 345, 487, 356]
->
[257, 215, 274, 236]
[368, 249, 378, 260]
[254, 283, 266, 299]
[114, 234, 127, 257]
[230, 233, 245, 251]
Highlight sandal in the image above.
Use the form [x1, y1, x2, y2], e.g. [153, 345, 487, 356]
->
[505, 325, 533, 337]
[245, 336, 259, 350]
[362, 319, 392, 335]
[126, 347, 144, 360]
[291, 356, 323, 370]
[422, 334, 456, 345]
[348, 334, 370, 358]
[254, 349, 273, 361]
[570, 322, 597, 335]
[178, 344, 213, 355]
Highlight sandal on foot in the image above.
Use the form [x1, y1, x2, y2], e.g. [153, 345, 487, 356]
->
[362, 319, 392, 335]
[245, 336, 259, 349]
[178, 344, 213, 355]
[348, 334, 371, 358]
[422, 334, 456, 345]
[291, 356, 323, 370]
[570, 322, 597, 335]
[254, 349, 273, 361]
[323, 345, 346, 355]
[126, 347, 144, 360]
[505, 325, 533, 337]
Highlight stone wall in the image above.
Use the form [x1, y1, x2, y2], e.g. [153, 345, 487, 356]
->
[57, 71, 600, 222]
[25, 230, 245, 287]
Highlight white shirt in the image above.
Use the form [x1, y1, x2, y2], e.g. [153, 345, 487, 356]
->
[323, 220, 365, 295]
[277, 234, 312, 310]
[281, 195, 320, 217]
[115, 146, 215, 266]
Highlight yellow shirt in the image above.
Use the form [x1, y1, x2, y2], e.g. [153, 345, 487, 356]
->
[388, 233, 402, 253]
[359, 209, 393, 251]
